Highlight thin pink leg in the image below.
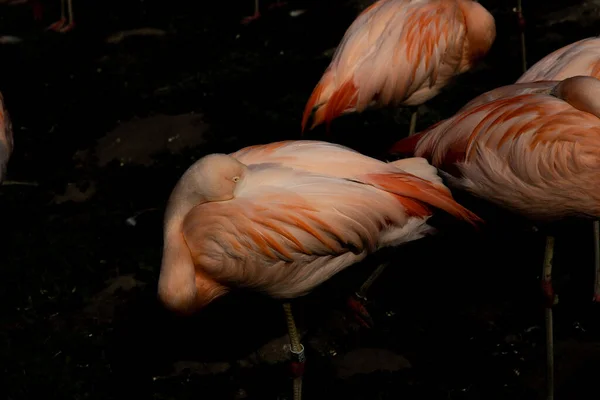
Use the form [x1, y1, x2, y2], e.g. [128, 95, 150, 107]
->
[58, 0, 75, 32]
[542, 235, 556, 400]
[47, 0, 67, 31]
[241, 0, 261, 24]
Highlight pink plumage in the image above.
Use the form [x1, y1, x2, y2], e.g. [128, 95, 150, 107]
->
[301, 0, 496, 131]
[158, 140, 481, 314]
[517, 36, 600, 83]
[389, 76, 600, 221]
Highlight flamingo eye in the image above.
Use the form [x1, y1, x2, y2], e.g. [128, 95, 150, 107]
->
[232, 176, 240, 183]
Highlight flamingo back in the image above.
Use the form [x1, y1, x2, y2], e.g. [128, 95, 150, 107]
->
[301, 0, 495, 131]
[458, 80, 557, 112]
[517, 37, 600, 83]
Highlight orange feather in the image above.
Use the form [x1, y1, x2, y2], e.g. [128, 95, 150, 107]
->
[364, 172, 482, 226]
[389, 131, 427, 155]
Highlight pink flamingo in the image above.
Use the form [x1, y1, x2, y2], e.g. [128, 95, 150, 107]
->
[461, 35, 600, 303]
[158, 140, 481, 386]
[301, 0, 496, 136]
[389, 75, 600, 398]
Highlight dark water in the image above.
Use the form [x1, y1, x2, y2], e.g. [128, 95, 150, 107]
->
[1, 1, 600, 399]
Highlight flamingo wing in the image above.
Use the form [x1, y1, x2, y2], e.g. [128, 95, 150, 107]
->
[302, 0, 468, 131]
[181, 164, 437, 298]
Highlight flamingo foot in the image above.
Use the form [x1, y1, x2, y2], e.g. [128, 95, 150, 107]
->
[241, 12, 261, 24]
[346, 295, 374, 329]
[47, 18, 66, 31]
[268, 1, 287, 10]
[59, 21, 75, 32]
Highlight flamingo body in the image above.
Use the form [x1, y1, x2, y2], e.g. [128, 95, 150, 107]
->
[389, 76, 600, 221]
[0, 92, 13, 183]
[517, 37, 600, 83]
[158, 140, 480, 314]
[301, 0, 496, 131]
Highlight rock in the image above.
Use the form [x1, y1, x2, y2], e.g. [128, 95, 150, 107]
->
[53, 181, 97, 204]
[333, 348, 412, 379]
[84, 274, 146, 321]
[255, 331, 307, 365]
[94, 113, 209, 167]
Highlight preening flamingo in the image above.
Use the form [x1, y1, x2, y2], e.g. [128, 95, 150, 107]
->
[389, 75, 600, 398]
[0, 92, 14, 184]
[158, 140, 481, 386]
[241, 0, 287, 24]
[301, 0, 496, 136]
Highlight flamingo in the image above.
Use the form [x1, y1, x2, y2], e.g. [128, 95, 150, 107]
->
[467, 35, 600, 303]
[0, 92, 13, 184]
[158, 139, 481, 388]
[241, 0, 287, 24]
[301, 0, 496, 136]
[389, 75, 600, 399]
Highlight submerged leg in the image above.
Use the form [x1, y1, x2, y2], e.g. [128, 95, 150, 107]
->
[593, 221, 600, 302]
[542, 236, 557, 400]
[347, 262, 390, 328]
[283, 302, 305, 400]
[241, 0, 261, 24]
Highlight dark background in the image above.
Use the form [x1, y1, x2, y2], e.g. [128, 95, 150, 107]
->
[1, 0, 600, 399]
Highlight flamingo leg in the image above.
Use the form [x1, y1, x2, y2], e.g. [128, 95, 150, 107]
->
[283, 302, 304, 400]
[408, 109, 418, 137]
[593, 221, 600, 302]
[47, 0, 67, 31]
[58, 0, 75, 32]
[346, 262, 390, 328]
[241, 0, 261, 24]
[542, 235, 557, 400]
